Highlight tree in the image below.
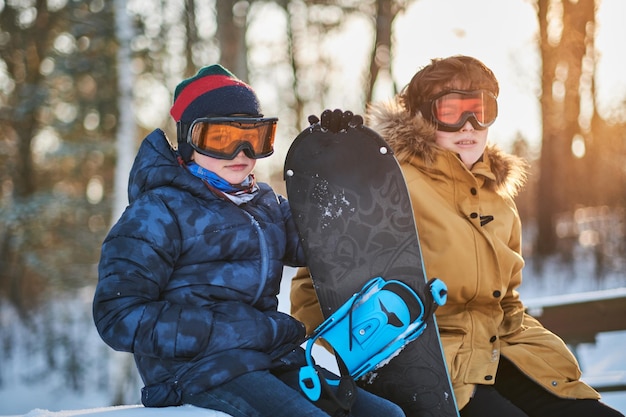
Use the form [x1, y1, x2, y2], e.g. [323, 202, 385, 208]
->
[215, 0, 249, 80]
[365, 0, 412, 103]
[0, 1, 117, 311]
[0, 0, 53, 199]
[112, 0, 138, 223]
[535, 0, 596, 256]
[534, 0, 626, 276]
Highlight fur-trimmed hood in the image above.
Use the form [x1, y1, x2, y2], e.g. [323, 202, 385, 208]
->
[367, 98, 528, 198]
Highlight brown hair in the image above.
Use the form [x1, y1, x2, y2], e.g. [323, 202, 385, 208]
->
[399, 55, 499, 116]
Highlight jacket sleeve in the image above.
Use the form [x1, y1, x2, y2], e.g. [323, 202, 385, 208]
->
[290, 267, 324, 335]
[277, 194, 307, 267]
[92, 194, 279, 359]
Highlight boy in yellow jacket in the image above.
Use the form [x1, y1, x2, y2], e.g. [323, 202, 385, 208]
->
[291, 55, 624, 417]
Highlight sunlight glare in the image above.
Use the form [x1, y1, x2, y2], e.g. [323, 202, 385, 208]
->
[571, 134, 586, 159]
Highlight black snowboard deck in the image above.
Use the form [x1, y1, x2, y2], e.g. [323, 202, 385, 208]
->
[284, 125, 460, 417]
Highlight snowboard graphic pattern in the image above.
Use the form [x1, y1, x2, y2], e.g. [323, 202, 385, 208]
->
[284, 125, 460, 416]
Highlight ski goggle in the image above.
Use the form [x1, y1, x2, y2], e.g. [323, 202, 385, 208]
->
[180, 116, 278, 160]
[420, 89, 498, 132]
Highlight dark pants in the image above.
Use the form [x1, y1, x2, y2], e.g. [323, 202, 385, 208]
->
[182, 369, 405, 417]
[460, 357, 624, 417]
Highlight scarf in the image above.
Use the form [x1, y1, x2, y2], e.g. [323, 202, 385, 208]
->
[186, 161, 258, 205]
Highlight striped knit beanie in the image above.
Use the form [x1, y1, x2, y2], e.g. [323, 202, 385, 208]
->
[170, 65, 262, 124]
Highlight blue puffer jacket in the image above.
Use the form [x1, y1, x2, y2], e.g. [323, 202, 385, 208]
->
[93, 129, 307, 407]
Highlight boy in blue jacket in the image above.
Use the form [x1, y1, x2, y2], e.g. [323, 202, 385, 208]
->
[93, 65, 404, 417]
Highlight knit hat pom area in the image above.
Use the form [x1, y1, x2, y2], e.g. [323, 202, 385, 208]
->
[170, 64, 262, 123]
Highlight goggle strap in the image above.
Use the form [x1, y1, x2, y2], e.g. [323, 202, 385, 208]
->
[177, 121, 190, 143]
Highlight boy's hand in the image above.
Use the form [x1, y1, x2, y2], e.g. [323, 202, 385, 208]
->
[265, 310, 306, 349]
[308, 109, 364, 132]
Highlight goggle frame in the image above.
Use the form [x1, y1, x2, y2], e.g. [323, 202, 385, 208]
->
[179, 116, 278, 160]
[420, 89, 498, 132]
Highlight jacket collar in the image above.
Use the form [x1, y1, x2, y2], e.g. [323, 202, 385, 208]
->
[367, 98, 528, 198]
[128, 129, 215, 204]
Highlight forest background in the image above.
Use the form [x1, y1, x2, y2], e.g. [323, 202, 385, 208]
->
[0, 0, 625, 413]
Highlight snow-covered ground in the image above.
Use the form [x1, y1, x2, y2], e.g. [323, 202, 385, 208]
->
[9, 406, 228, 417]
[1, 259, 625, 416]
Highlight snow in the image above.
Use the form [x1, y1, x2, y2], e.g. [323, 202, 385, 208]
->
[2, 261, 625, 416]
[524, 287, 626, 310]
[12, 405, 228, 417]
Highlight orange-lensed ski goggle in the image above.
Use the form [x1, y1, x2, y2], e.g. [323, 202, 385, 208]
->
[420, 89, 498, 132]
[179, 117, 278, 160]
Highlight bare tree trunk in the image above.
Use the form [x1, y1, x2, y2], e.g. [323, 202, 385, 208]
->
[536, 0, 560, 256]
[534, 0, 596, 256]
[0, 0, 58, 310]
[215, 0, 249, 80]
[560, 0, 594, 204]
[183, 0, 198, 78]
[112, 0, 137, 223]
[285, 1, 304, 130]
[366, 0, 395, 105]
[0, 0, 52, 198]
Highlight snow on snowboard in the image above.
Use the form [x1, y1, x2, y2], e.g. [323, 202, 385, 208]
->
[284, 122, 460, 417]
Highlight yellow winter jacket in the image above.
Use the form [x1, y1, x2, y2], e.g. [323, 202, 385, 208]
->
[289, 100, 599, 410]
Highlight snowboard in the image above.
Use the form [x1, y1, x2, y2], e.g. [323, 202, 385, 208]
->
[284, 123, 460, 417]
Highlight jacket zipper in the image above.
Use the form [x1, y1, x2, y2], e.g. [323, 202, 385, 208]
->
[242, 210, 269, 305]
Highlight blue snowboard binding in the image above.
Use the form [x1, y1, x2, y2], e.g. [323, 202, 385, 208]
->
[299, 276, 447, 402]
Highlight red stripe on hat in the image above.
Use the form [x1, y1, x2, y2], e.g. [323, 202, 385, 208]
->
[170, 74, 249, 121]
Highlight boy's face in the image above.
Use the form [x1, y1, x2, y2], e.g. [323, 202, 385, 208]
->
[193, 150, 256, 185]
[425, 86, 495, 169]
[435, 122, 489, 170]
